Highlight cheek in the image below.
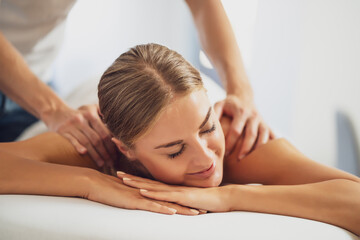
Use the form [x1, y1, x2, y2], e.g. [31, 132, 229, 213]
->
[138, 155, 188, 185]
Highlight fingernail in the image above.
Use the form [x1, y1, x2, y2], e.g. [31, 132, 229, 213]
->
[79, 147, 87, 154]
[199, 209, 207, 214]
[98, 161, 104, 167]
[122, 177, 131, 181]
[190, 209, 199, 214]
[140, 189, 148, 193]
[117, 171, 125, 175]
[239, 154, 245, 159]
[168, 208, 177, 214]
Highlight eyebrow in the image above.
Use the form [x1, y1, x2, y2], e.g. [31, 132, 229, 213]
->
[154, 107, 212, 149]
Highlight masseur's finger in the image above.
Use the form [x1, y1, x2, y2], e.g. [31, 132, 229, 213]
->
[238, 116, 260, 159]
[254, 123, 270, 149]
[85, 106, 118, 162]
[62, 132, 87, 155]
[269, 129, 276, 139]
[213, 101, 225, 119]
[80, 123, 112, 166]
[70, 128, 105, 167]
[225, 112, 247, 156]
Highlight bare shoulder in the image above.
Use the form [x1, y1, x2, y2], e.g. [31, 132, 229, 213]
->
[223, 138, 360, 185]
[0, 132, 97, 169]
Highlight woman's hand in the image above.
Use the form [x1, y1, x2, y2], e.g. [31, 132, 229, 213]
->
[215, 95, 275, 160]
[84, 170, 200, 215]
[118, 172, 233, 213]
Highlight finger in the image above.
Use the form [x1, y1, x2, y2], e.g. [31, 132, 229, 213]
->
[62, 132, 87, 154]
[79, 123, 112, 166]
[254, 124, 269, 149]
[225, 113, 247, 156]
[87, 113, 118, 162]
[269, 129, 276, 139]
[213, 101, 225, 119]
[117, 172, 165, 185]
[238, 117, 260, 159]
[71, 129, 105, 167]
[134, 199, 177, 215]
[123, 178, 173, 191]
[140, 189, 180, 203]
[158, 201, 199, 215]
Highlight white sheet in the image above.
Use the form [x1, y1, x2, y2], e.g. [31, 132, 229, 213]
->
[0, 195, 358, 240]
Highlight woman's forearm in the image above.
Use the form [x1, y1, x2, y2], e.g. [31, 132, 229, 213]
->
[0, 150, 92, 197]
[229, 179, 360, 235]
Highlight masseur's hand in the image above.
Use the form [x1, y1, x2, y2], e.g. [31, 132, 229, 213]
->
[214, 95, 275, 160]
[45, 104, 117, 167]
[85, 170, 200, 215]
[119, 172, 229, 213]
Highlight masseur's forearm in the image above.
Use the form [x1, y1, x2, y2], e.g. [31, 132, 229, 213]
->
[230, 179, 360, 235]
[0, 31, 69, 122]
[186, 0, 252, 99]
[0, 150, 91, 198]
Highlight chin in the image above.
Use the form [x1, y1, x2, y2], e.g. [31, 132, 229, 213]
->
[185, 170, 223, 188]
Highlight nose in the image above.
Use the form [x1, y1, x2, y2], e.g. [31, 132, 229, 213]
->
[191, 138, 214, 168]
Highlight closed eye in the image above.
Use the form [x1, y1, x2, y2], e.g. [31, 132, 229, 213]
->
[200, 123, 216, 135]
[168, 144, 186, 159]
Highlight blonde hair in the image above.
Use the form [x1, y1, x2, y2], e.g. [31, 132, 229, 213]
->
[98, 43, 203, 148]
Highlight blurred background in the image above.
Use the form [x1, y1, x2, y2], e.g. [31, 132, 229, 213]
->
[53, 0, 360, 172]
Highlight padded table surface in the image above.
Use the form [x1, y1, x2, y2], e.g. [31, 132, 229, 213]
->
[6, 74, 359, 239]
[0, 195, 358, 240]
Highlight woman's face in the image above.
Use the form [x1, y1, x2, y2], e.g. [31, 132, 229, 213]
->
[132, 89, 225, 187]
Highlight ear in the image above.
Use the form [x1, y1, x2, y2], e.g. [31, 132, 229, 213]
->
[111, 137, 136, 160]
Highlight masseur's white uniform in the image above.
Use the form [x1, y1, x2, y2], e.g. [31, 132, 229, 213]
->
[0, 0, 76, 84]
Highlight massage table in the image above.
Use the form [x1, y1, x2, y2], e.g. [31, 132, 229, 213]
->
[1, 74, 358, 239]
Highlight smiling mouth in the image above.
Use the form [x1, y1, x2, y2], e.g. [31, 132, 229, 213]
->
[188, 162, 216, 178]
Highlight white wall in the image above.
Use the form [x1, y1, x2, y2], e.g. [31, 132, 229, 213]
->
[54, 0, 195, 96]
[295, 0, 360, 166]
[225, 0, 360, 166]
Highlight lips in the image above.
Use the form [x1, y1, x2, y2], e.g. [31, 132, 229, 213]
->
[188, 161, 216, 179]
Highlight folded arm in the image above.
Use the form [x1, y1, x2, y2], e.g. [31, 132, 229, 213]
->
[0, 133, 199, 215]
[121, 118, 360, 235]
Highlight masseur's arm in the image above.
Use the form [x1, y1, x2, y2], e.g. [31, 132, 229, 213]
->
[0, 32, 116, 167]
[185, 0, 274, 159]
[0, 133, 197, 215]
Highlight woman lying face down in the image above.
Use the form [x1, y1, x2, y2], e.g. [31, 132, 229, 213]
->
[1, 43, 359, 235]
[97, 44, 360, 235]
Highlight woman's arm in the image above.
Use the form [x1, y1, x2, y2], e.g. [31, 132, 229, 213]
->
[228, 179, 360, 235]
[0, 133, 198, 215]
[124, 117, 360, 234]
[0, 132, 97, 169]
[123, 168, 360, 235]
